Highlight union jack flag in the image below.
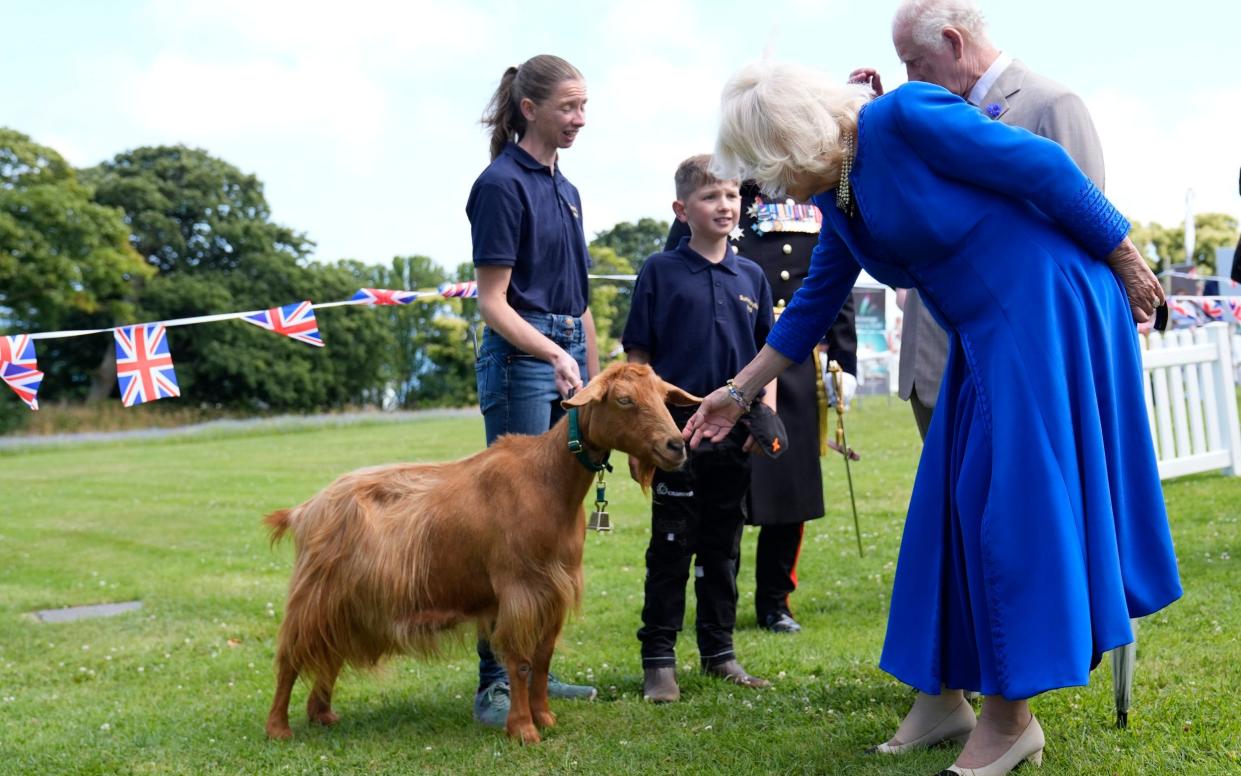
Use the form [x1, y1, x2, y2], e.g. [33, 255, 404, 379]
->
[1229, 300, 1241, 324]
[1168, 299, 1197, 325]
[242, 301, 324, 347]
[350, 288, 419, 305]
[438, 281, 478, 298]
[114, 324, 180, 407]
[0, 334, 43, 411]
[1200, 299, 1223, 320]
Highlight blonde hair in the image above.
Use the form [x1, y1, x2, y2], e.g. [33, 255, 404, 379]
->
[674, 154, 734, 200]
[714, 61, 872, 199]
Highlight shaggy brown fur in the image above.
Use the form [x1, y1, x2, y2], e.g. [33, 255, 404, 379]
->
[264, 363, 698, 744]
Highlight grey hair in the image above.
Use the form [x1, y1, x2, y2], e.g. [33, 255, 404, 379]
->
[713, 60, 872, 199]
[894, 0, 989, 50]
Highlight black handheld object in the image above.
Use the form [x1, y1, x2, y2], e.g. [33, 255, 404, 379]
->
[740, 402, 788, 458]
[1153, 303, 1168, 332]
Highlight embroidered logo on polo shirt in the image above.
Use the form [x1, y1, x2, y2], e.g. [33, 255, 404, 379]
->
[738, 294, 759, 313]
[654, 482, 693, 497]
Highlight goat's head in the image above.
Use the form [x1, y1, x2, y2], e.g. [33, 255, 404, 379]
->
[562, 362, 697, 487]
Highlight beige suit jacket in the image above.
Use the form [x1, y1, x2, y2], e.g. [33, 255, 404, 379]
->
[898, 59, 1107, 405]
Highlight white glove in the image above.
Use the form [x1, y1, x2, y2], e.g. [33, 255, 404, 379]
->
[823, 366, 858, 409]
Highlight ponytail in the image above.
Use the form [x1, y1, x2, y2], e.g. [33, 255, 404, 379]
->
[481, 55, 583, 161]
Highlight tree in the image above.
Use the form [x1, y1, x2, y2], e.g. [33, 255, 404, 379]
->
[1129, 212, 1239, 273]
[589, 218, 668, 344]
[0, 128, 152, 403]
[585, 246, 634, 363]
[591, 217, 669, 273]
[82, 146, 393, 410]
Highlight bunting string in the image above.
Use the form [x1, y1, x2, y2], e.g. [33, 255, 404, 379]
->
[0, 276, 635, 410]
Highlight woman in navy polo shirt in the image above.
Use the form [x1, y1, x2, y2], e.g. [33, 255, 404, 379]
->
[465, 54, 600, 727]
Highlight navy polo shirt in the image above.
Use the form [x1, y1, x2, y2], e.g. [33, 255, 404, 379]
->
[466, 142, 591, 316]
[622, 237, 773, 396]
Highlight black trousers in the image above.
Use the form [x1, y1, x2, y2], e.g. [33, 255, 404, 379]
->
[752, 522, 806, 621]
[638, 432, 750, 667]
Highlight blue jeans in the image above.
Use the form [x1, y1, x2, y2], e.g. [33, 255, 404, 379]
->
[474, 311, 588, 690]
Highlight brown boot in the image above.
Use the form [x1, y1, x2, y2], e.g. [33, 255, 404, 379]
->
[642, 667, 680, 703]
[703, 658, 771, 689]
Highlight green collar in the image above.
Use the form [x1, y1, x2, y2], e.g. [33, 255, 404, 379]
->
[567, 407, 612, 473]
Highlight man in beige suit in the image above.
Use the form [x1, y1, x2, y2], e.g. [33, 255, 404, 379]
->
[849, 0, 1109, 770]
[854, 0, 1106, 439]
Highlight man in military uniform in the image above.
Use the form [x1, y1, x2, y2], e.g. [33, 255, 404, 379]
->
[667, 182, 857, 633]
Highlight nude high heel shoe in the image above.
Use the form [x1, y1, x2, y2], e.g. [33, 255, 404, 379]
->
[936, 715, 1044, 776]
[870, 696, 977, 754]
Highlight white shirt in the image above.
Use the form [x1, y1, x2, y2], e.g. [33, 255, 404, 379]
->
[967, 51, 1013, 106]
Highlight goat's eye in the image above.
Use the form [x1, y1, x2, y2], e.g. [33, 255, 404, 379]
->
[616, 396, 634, 407]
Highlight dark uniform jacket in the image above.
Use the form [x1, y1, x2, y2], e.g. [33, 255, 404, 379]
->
[665, 182, 858, 524]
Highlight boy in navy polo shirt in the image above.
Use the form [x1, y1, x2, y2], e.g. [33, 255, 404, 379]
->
[622, 154, 775, 703]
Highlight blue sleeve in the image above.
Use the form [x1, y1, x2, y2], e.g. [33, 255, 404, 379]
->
[467, 181, 523, 266]
[764, 224, 861, 362]
[890, 83, 1128, 257]
[621, 259, 657, 353]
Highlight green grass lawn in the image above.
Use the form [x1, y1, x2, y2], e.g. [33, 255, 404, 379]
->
[1, 398, 1238, 775]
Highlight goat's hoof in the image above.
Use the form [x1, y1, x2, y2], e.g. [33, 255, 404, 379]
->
[309, 709, 339, 726]
[507, 723, 541, 745]
[266, 722, 293, 740]
[533, 709, 557, 729]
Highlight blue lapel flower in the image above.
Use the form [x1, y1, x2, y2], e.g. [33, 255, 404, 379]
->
[985, 102, 1003, 119]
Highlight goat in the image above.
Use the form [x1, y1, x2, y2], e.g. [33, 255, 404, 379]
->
[263, 362, 698, 743]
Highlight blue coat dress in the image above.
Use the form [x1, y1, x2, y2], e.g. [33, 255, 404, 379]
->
[766, 82, 1182, 700]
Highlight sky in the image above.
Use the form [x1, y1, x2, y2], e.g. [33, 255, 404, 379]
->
[3, 0, 1239, 272]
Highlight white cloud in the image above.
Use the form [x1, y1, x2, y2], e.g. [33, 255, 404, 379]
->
[1090, 87, 1241, 228]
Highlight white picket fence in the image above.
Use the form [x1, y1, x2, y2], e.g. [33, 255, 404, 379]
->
[1140, 323, 1241, 479]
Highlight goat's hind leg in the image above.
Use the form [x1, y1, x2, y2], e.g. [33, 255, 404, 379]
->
[266, 652, 298, 740]
[306, 655, 343, 727]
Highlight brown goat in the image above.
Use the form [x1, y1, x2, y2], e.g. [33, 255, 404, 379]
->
[263, 362, 698, 743]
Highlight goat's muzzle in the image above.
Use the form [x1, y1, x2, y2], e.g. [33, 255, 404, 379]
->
[653, 437, 688, 471]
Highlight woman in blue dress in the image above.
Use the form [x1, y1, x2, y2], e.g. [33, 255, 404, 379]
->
[684, 61, 1182, 776]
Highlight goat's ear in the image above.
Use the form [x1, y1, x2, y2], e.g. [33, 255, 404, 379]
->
[561, 377, 608, 408]
[662, 381, 702, 407]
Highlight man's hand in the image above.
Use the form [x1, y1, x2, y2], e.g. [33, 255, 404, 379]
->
[1105, 237, 1165, 323]
[848, 67, 885, 96]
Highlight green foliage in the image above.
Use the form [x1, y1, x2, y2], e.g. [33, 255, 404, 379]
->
[0, 128, 152, 385]
[367, 256, 478, 409]
[589, 218, 667, 347]
[82, 145, 310, 274]
[1, 400, 1238, 774]
[586, 245, 634, 362]
[74, 145, 394, 411]
[1130, 212, 1239, 273]
[591, 216, 669, 275]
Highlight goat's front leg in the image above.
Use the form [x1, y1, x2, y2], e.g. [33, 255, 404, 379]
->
[529, 623, 562, 729]
[501, 653, 540, 744]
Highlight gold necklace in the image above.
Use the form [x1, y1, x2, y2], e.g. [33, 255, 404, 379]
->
[835, 130, 855, 218]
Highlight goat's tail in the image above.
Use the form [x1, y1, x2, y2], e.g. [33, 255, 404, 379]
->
[264, 508, 294, 545]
